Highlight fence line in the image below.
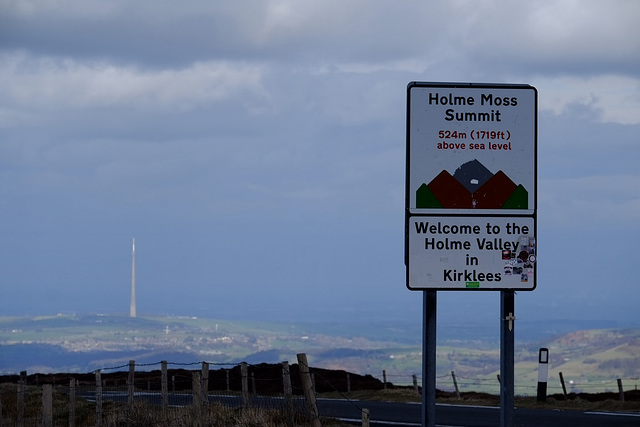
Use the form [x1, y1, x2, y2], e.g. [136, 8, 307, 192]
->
[1, 360, 638, 426]
[376, 371, 640, 397]
[0, 355, 378, 426]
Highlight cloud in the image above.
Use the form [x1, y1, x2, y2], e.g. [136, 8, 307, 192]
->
[0, 52, 267, 113]
[535, 75, 640, 125]
[447, 1, 640, 75]
[6, 1, 637, 73]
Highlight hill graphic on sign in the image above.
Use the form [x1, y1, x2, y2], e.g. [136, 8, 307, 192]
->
[416, 159, 528, 209]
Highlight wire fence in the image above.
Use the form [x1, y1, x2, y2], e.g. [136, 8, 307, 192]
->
[382, 371, 640, 397]
[1, 358, 639, 426]
[0, 356, 374, 426]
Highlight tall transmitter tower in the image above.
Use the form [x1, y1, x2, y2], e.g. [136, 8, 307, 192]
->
[130, 238, 137, 318]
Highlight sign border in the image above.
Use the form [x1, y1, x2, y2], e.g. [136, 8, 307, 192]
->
[405, 81, 538, 291]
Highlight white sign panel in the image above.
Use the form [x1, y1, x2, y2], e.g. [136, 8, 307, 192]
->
[405, 82, 537, 291]
[407, 84, 536, 216]
[408, 216, 535, 290]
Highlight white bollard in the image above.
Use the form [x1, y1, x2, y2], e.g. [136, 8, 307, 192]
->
[537, 348, 549, 402]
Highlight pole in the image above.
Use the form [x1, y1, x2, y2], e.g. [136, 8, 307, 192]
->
[127, 360, 135, 406]
[161, 361, 168, 411]
[201, 362, 210, 404]
[559, 372, 568, 399]
[192, 372, 202, 427]
[95, 371, 102, 427]
[422, 290, 437, 427]
[69, 379, 76, 427]
[617, 379, 625, 402]
[297, 353, 321, 427]
[282, 361, 294, 427]
[130, 238, 137, 317]
[536, 348, 549, 402]
[451, 371, 460, 400]
[500, 290, 515, 427]
[42, 384, 53, 427]
[241, 362, 249, 410]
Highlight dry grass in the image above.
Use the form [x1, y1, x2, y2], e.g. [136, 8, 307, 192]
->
[0, 383, 353, 427]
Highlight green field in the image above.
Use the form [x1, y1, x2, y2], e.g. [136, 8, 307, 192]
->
[1, 314, 639, 396]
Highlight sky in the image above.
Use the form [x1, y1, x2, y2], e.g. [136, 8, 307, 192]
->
[1, 1, 639, 331]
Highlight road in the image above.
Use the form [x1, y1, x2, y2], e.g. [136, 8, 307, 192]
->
[82, 391, 640, 426]
[317, 398, 640, 427]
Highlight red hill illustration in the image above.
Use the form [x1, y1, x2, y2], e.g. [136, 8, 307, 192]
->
[416, 159, 528, 209]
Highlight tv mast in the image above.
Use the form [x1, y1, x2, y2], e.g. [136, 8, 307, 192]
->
[130, 238, 137, 318]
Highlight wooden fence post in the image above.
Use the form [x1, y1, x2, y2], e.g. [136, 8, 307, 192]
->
[95, 371, 103, 427]
[617, 378, 625, 402]
[42, 384, 53, 427]
[241, 362, 249, 409]
[559, 372, 568, 399]
[451, 371, 461, 399]
[69, 378, 76, 427]
[226, 370, 230, 392]
[17, 379, 24, 427]
[412, 374, 418, 394]
[347, 373, 351, 393]
[161, 361, 168, 410]
[297, 353, 321, 427]
[362, 408, 370, 427]
[251, 372, 256, 396]
[127, 360, 135, 406]
[383, 370, 387, 390]
[201, 362, 210, 404]
[192, 372, 202, 427]
[282, 361, 294, 427]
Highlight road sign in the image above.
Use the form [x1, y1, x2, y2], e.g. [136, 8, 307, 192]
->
[405, 82, 537, 290]
[408, 216, 535, 290]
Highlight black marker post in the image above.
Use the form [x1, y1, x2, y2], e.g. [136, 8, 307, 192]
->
[537, 348, 549, 402]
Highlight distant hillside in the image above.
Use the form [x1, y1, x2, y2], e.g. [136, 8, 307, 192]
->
[1, 314, 638, 393]
[522, 328, 640, 384]
[0, 314, 421, 375]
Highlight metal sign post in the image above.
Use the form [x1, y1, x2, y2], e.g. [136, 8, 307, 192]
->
[500, 291, 515, 427]
[422, 290, 437, 427]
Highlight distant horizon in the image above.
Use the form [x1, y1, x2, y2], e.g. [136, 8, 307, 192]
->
[5, 308, 638, 337]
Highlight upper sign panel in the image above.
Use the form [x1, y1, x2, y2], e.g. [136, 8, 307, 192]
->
[407, 82, 537, 216]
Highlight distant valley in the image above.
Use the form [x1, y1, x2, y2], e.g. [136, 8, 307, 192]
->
[1, 314, 638, 394]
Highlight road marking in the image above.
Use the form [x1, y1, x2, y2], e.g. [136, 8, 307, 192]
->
[438, 403, 499, 409]
[337, 417, 461, 427]
[585, 411, 640, 417]
[336, 418, 420, 426]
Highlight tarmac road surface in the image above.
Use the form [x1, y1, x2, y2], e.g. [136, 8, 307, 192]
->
[317, 398, 640, 427]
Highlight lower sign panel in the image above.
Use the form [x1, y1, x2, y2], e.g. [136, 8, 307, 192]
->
[407, 216, 536, 290]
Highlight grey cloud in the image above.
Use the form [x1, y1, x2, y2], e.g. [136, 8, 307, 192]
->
[4, 1, 638, 78]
